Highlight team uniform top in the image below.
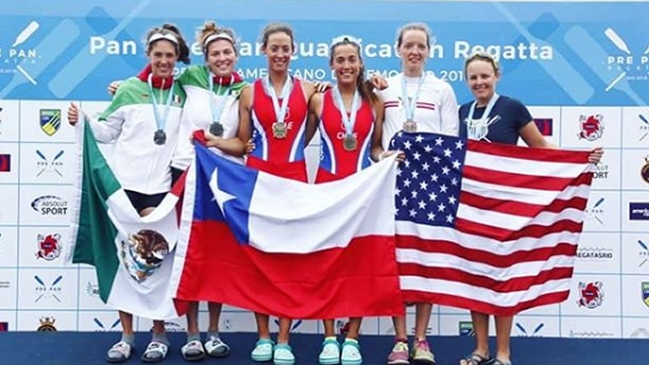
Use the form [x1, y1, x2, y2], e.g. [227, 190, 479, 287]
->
[247, 77, 309, 182]
[172, 65, 248, 170]
[91, 75, 186, 194]
[458, 95, 532, 145]
[378, 72, 459, 150]
[316, 89, 375, 183]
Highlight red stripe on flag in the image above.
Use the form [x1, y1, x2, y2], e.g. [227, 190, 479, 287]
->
[401, 290, 569, 316]
[463, 165, 592, 191]
[174, 221, 404, 319]
[468, 140, 591, 164]
[398, 264, 574, 293]
[396, 236, 578, 267]
[455, 218, 584, 241]
[460, 191, 589, 217]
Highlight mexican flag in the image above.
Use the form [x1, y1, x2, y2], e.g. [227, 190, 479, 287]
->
[66, 120, 181, 320]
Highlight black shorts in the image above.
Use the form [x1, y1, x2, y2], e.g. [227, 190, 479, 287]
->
[171, 167, 184, 186]
[124, 190, 166, 212]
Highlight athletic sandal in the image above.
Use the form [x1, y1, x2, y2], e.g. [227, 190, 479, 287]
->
[251, 338, 274, 362]
[340, 338, 362, 365]
[411, 339, 435, 364]
[181, 339, 205, 362]
[273, 343, 296, 365]
[204, 336, 230, 358]
[318, 337, 341, 365]
[141, 341, 169, 363]
[105, 341, 133, 363]
[459, 353, 493, 365]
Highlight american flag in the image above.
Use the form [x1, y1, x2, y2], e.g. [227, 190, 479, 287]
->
[391, 132, 593, 316]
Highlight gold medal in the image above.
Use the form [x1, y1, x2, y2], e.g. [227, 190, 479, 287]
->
[272, 121, 288, 139]
[403, 120, 417, 133]
[343, 134, 358, 151]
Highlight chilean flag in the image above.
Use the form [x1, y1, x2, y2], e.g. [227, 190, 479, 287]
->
[169, 143, 404, 319]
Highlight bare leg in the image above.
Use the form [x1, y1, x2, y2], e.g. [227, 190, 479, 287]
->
[494, 315, 513, 363]
[346, 317, 362, 340]
[414, 303, 432, 341]
[459, 311, 490, 365]
[323, 319, 336, 338]
[277, 318, 292, 344]
[185, 301, 199, 335]
[392, 313, 408, 340]
[118, 310, 134, 335]
[152, 319, 166, 335]
[255, 312, 271, 339]
[207, 302, 223, 333]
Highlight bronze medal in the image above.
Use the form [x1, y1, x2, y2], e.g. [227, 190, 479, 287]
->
[272, 121, 288, 139]
[343, 134, 358, 151]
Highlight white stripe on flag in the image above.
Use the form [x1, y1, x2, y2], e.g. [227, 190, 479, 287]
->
[395, 222, 582, 255]
[396, 249, 575, 281]
[246, 157, 397, 253]
[399, 275, 572, 307]
[462, 179, 590, 205]
[457, 205, 586, 231]
[466, 150, 590, 178]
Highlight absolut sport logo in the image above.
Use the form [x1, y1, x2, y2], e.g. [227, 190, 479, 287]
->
[31, 195, 68, 215]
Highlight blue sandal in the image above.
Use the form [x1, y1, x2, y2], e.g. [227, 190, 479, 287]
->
[251, 338, 274, 362]
[340, 338, 362, 365]
[319, 337, 340, 365]
[273, 343, 295, 365]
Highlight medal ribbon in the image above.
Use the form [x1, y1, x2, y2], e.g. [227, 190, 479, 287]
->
[264, 75, 292, 124]
[332, 87, 360, 137]
[147, 74, 174, 133]
[466, 93, 500, 140]
[400, 73, 426, 121]
[208, 72, 232, 123]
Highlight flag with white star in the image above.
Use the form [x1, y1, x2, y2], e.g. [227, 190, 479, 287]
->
[390, 131, 594, 316]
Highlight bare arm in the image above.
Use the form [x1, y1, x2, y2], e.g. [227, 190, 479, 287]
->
[305, 92, 323, 145]
[519, 121, 555, 149]
[237, 85, 254, 153]
[370, 98, 386, 161]
[520, 121, 603, 163]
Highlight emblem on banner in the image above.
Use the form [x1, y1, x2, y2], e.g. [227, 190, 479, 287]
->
[39, 109, 61, 136]
[120, 229, 170, 283]
[642, 282, 649, 308]
[577, 114, 604, 141]
[37, 316, 57, 331]
[577, 281, 604, 308]
[641, 157, 649, 184]
[36, 233, 62, 261]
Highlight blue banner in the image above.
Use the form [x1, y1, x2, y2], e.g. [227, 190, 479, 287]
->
[0, 0, 648, 105]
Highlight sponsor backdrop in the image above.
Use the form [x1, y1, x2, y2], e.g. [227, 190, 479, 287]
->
[0, 0, 648, 337]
